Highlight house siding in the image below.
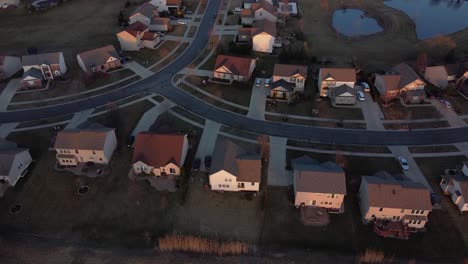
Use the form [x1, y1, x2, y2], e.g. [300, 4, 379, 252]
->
[0, 151, 32, 187]
[255, 9, 277, 23]
[209, 170, 260, 192]
[252, 33, 274, 53]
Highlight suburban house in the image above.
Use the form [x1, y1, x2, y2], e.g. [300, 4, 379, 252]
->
[329, 84, 357, 105]
[213, 55, 256, 82]
[270, 79, 295, 101]
[278, 0, 298, 16]
[273, 63, 308, 92]
[425, 63, 467, 89]
[292, 156, 347, 213]
[458, 78, 468, 99]
[21, 52, 67, 80]
[0, 0, 20, 8]
[77, 45, 122, 73]
[240, 9, 255, 26]
[149, 0, 181, 12]
[0, 56, 21, 81]
[53, 128, 117, 167]
[392, 63, 426, 104]
[116, 22, 161, 51]
[131, 133, 188, 177]
[243, 0, 257, 9]
[317, 68, 356, 97]
[209, 139, 261, 192]
[440, 161, 468, 212]
[236, 20, 276, 53]
[20, 68, 44, 89]
[359, 173, 432, 230]
[252, 0, 278, 23]
[0, 144, 32, 188]
[129, 2, 173, 32]
[374, 73, 402, 103]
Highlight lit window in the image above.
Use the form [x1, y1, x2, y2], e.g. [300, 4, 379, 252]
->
[379, 208, 383, 212]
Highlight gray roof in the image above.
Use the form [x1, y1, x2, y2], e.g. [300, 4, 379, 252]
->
[392, 63, 425, 89]
[211, 139, 261, 183]
[22, 52, 62, 66]
[271, 79, 295, 92]
[0, 148, 29, 176]
[331, 84, 356, 96]
[22, 68, 43, 79]
[131, 2, 158, 19]
[292, 155, 346, 194]
[54, 128, 114, 150]
[77, 45, 119, 69]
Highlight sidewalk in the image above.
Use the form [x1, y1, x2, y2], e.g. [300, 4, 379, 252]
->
[131, 100, 175, 136]
[359, 92, 385, 131]
[267, 136, 292, 186]
[65, 109, 95, 129]
[0, 122, 19, 138]
[0, 79, 20, 111]
[179, 68, 213, 78]
[430, 99, 467, 128]
[124, 61, 154, 79]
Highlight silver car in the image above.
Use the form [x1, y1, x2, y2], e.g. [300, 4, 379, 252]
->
[398, 156, 409, 170]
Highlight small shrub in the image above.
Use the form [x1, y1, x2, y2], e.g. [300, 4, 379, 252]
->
[157, 235, 250, 256]
[358, 249, 393, 264]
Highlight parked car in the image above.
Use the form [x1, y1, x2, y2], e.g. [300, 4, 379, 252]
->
[439, 99, 452, 109]
[357, 91, 365, 101]
[204, 155, 212, 171]
[264, 78, 271, 87]
[185, 10, 193, 14]
[255, 78, 262, 87]
[234, 7, 243, 13]
[126, 135, 135, 147]
[430, 192, 442, 206]
[398, 156, 409, 170]
[361, 82, 370, 92]
[169, 15, 178, 20]
[177, 20, 187, 25]
[193, 158, 201, 171]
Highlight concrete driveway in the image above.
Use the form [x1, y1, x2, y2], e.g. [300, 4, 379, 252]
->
[0, 79, 20, 111]
[131, 100, 175, 136]
[195, 119, 221, 171]
[358, 89, 385, 131]
[247, 78, 269, 120]
[268, 136, 292, 186]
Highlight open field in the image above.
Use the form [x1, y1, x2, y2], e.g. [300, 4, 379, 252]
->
[297, 0, 468, 70]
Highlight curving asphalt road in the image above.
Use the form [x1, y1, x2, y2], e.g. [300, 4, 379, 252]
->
[1, 0, 468, 146]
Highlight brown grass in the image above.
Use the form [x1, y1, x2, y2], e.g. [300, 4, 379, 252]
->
[358, 249, 394, 264]
[157, 235, 250, 256]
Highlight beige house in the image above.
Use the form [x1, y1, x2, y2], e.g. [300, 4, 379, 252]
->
[0, 56, 21, 81]
[150, 0, 181, 12]
[0, 145, 32, 188]
[270, 79, 295, 101]
[132, 133, 188, 177]
[252, 0, 278, 23]
[374, 73, 401, 103]
[22, 52, 67, 80]
[77, 45, 121, 73]
[425, 64, 466, 89]
[330, 84, 356, 105]
[129, 2, 173, 32]
[116, 22, 161, 51]
[252, 20, 276, 53]
[20, 68, 44, 89]
[209, 139, 261, 192]
[273, 63, 308, 92]
[318, 68, 356, 97]
[392, 63, 426, 104]
[213, 55, 256, 82]
[54, 128, 117, 166]
[440, 161, 468, 212]
[292, 156, 346, 213]
[359, 174, 432, 230]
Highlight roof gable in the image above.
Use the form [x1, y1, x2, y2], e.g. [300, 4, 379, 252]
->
[132, 133, 186, 168]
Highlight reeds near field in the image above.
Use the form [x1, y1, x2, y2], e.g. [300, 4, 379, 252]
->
[157, 235, 250, 256]
[359, 249, 394, 264]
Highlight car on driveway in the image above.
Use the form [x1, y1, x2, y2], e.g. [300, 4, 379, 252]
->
[193, 158, 201, 171]
[264, 78, 271, 87]
[439, 98, 452, 109]
[357, 91, 365, 101]
[204, 155, 212, 171]
[361, 82, 370, 92]
[398, 156, 409, 170]
[255, 78, 262, 87]
[177, 20, 187, 25]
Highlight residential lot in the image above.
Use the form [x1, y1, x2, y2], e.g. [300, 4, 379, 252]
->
[379, 101, 441, 120]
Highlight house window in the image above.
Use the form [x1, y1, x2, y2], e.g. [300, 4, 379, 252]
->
[416, 220, 421, 225]
[218, 184, 221, 187]
[92, 151, 96, 155]
[290, 77, 296, 82]
[170, 168, 176, 174]
[331, 194, 335, 198]
[238, 182, 245, 188]
[99, 158, 102, 161]
[28, 80, 35, 86]
[75, 150, 79, 154]
[411, 209, 415, 214]
[379, 208, 383, 212]
[251, 182, 255, 186]
[401, 209, 405, 213]
[297, 79, 303, 83]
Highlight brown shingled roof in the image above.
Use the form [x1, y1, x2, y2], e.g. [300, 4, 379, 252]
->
[253, 20, 277, 36]
[132, 133, 186, 167]
[214, 55, 254, 77]
[392, 63, 425, 89]
[320, 68, 356, 82]
[54, 128, 114, 150]
[124, 21, 148, 37]
[379, 74, 401, 91]
[274, 63, 308, 78]
[362, 176, 432, 211]
[252, 0, 278, 16]
[77, 45, 119, 69]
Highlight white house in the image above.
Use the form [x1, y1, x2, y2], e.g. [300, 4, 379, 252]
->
[317, 68, 356, 97]
[0, 147, 32, 187]
[213, 55, 256, 82]
[22, 52, 67, 80]
[440, 161, 468, 212]
[53, 128, 117, 166]
[292, 156, 346, 213]
[116, 22, 161, 51]
[132, 133, 188, 177]
[273, 63, 308, 92]
[77, 45, 121, 73]
[129, 2, 159, 25]
[0, 56, 22, 81]
[359, 173, 432, 230]
[209, 139, 261, 192]
[252, 20, 276, 53]
[0, 0, 20, 8]
[252, 0, 278, 23]
[150, 0, 181, 12]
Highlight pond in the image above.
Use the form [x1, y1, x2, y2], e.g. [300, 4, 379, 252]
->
[332, 9, 383, 37]
[384, 0, 468, 39]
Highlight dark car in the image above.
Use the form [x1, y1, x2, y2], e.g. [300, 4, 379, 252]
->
[204, 155, 212, 170]
[430, 192, 442, 206]
[126, 135, 135, 147]
[169, 15, 178, 20]
[193, 158, 201, 171]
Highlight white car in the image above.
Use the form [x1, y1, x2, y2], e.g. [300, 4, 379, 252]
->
[361, 82, 370, 92]
[398, 156, 410, 170]
[357, 91, 365, 101]
[177, 20, 187, 25]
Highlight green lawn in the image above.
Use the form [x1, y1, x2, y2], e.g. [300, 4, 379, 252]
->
[379, 101, 441, 120]
[123, 41, 179, 66]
